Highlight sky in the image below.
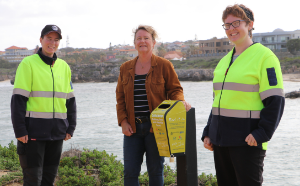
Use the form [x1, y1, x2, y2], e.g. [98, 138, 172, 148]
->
[0, 0, 299, 51]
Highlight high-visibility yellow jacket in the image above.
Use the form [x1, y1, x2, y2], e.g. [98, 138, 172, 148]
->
[11, 49, 76, 140]
[202, 43, 285, 150]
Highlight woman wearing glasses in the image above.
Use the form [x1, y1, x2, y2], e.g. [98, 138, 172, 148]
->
[202, 4, 285, 186]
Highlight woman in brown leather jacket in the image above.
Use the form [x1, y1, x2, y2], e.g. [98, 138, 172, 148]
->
[116, 25, 191, 186]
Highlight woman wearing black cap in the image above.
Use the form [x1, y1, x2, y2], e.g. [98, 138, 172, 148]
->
[201, 4, 285, 186]
[11, 24, 77, 185]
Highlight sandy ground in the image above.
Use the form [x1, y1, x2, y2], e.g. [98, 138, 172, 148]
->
[283, 74, 300, 82]
[0, 170, 8, 177]
[6, 184, 22, 186]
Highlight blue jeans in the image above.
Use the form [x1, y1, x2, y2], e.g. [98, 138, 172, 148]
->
[123, 121, 165, 186]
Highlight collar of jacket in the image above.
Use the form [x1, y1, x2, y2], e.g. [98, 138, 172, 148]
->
[127, 53, 158, 77]
[37, 48, 58, 66]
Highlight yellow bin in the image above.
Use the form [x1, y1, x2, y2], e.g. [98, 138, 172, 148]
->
[150, 100, 186, 157]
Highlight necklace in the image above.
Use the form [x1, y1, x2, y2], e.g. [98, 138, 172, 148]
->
[140, 61, 145, 69]
[139, 59, 150, 69]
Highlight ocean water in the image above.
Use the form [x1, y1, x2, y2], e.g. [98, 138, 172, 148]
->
[1, 79, 300, 185]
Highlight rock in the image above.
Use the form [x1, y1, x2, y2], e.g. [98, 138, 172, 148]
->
[175, 69, 214, 81]
[285, 90, 300, 98]
[93, 71, 101, 77]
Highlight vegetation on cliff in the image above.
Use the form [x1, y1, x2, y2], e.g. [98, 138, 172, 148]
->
[0, 141, 218, 186]
[287, 39, 300, 55]
[2, 54, 300, 83]
[170, 58, 220, 69]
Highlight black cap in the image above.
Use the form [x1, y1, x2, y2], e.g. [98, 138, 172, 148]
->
[41, 25, 62, 39]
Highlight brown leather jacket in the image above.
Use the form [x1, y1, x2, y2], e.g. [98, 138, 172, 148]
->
[116, 54, 185, 133]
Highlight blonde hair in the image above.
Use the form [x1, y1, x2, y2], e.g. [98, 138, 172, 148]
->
[222, 4, 255, 38]
[133, 25, 158, 43]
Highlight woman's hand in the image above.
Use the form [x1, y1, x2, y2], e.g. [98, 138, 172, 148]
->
[17, 135, 28, 143]
[64, 133, 72, 141]
[204, 136, 213, 151]
[182, 101, 191, 111]
[245, 134, 257, 146]
[121, 119, 133, 136]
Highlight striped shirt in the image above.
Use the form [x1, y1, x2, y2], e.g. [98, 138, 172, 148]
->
[134, 74, 150, 117]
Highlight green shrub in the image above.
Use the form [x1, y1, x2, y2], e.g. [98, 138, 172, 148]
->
[0, 141, 21, 171]
[0, 171, 23, 185]
[56, 166, 97, 186]
[198, 172, 218, 186]
[138, 164, 176, 186]
[163, 165, 176, 185]
[0, 141, 23, 185]
[58, 148, 124, 186]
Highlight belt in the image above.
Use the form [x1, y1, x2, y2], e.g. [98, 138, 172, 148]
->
[135, 116, 150, 124]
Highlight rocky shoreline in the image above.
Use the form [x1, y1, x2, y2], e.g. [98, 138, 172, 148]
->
[4, 63, 300, 85]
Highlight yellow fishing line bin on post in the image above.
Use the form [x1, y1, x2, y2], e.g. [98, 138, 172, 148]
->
[150, 100, 186, 157]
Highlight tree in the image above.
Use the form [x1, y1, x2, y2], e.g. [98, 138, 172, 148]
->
[157, 46, 167, 58]
[287, 39, 300, 55]
[182, 51, 187, 59]
[60, 47, 75, 54]
[99, 53, 106, 62]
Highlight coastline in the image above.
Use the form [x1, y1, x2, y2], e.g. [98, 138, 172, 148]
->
[3, 73, 300, 83]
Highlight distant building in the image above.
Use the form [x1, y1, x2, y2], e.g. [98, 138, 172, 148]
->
[166, 44, 182, 52]
[3, 46, 34, 62]
[106, 53, 116, 60]
[164, 51, 183, 61]
[119, 49, 138, 58]
[252, 28, 300, 51]
[127, 50, 138, 59]
[0, 51, 5, 56]
[198, 37, 234, 54]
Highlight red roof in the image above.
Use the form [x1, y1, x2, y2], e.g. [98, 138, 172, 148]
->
[120, 49, 136, 52]
[164, 53, 182, 60]
[5, 46, 28, 50]
[165, 51, 183, 57]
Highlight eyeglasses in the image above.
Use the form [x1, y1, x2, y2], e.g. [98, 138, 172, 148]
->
[222, 20, 245, 30]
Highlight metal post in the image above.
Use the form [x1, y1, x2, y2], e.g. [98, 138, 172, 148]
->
[176, 107, 198, 186]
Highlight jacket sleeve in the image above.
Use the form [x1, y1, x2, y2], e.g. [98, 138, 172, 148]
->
[116, 64, 127, 126]
[11, 60, 32, 138]
[201, 110, 212, 141]
[252, 96, 284, 144]
[66, 67, 77, 136]
[251, 54, 285, 144]
[66, 96, 77, 136]
[11, 95, 28, 138]
[163, 60, 184, 101]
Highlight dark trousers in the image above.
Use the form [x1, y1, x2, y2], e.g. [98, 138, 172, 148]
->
[17, 140, 63, 186]
[123, 121, 165, 186]
[213, 145, 266, 186]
